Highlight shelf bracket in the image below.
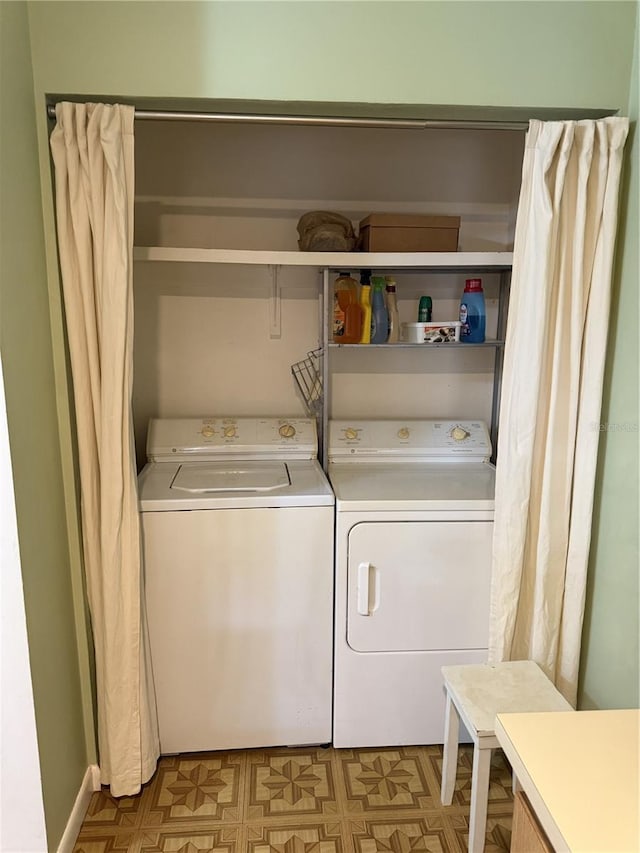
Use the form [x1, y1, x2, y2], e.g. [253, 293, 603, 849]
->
[268, 264, 281, 339]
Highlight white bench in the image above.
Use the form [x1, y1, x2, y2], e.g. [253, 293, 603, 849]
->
[440, 661, 573, 853]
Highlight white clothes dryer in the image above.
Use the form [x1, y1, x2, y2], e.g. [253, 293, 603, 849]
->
[328, 419, 495, 748]
[138, 416, 334, 754]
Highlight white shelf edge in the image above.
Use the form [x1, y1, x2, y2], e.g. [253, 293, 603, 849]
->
[133, 247, 513, 269]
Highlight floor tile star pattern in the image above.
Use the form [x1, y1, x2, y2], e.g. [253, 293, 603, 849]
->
[73, 745, 513, 853]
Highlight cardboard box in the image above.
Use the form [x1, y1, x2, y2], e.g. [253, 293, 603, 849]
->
[359, 214, 460, 252]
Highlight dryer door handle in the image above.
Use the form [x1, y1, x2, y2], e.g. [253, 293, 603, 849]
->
[357, 562, 372, 616]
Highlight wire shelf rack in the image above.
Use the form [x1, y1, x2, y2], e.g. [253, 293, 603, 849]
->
[291, 348, 323, 417]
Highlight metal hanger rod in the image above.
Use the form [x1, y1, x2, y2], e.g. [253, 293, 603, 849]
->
[46, 104, 527, 131]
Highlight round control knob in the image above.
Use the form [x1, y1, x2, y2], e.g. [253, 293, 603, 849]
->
[201, 427, 214, 438]
[223, 425, 237, 438]
[398, 427, 410, 440]
[345, 428, 358, 440]
[279, 424, 296, 438]
[451, 426, 470, 442]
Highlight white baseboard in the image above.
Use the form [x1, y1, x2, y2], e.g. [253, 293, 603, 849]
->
[56, 764, 101, 853]
[89, 764, 102, 791]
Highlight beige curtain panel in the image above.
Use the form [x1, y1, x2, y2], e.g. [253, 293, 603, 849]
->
[50, 102, 159, 796]
[489, 117, 629, 705]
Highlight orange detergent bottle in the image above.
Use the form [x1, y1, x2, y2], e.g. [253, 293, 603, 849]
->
[333, 272, 362, 344]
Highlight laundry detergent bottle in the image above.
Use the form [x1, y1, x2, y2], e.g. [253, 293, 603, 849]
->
[459, 278, 486, 343]
[385, 277, 400, 343]
[359, 269, 372, 344]
[333, 272, 362, 344]
[370, 277, 389, 344]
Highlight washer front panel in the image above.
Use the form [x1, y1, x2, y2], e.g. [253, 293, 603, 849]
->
[143, 505, 334, 753]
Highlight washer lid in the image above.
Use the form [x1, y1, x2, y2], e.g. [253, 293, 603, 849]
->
[138, 459, 334, 511]
[171, 462, 290, 494]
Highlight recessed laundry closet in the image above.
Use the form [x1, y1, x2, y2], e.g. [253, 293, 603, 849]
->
[128, 109, 525, 757]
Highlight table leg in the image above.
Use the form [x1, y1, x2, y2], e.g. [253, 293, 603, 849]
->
[440, 692, 460, 806]
[468, 746, 492, 853]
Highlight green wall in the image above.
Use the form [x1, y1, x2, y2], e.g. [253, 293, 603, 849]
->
[28, 1, 635, 110]
[579, 8, 640, 710]
[0, 3, 88, 849]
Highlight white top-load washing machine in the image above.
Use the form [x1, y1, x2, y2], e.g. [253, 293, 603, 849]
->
[328, 418, 495, 748]
[138, 416, 334, 754]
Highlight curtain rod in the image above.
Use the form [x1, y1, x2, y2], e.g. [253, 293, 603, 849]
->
[46, 104, 527, 131]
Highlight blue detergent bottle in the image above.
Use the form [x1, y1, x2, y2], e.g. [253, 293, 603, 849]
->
[459, 278, 486, 343]
[370, 277, 389, 343]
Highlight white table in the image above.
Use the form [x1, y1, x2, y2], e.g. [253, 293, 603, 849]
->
[495, 709, 640, 852]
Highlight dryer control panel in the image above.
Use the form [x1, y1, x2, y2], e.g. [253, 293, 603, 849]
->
[147, 417, 318, 461]
[328, 419, 491, 460]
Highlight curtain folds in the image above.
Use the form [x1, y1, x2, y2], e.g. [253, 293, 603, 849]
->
[50, 102, 159, 796]
[488, 117, 629, 705]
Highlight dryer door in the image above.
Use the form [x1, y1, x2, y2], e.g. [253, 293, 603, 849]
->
[347, 520, 492, 652]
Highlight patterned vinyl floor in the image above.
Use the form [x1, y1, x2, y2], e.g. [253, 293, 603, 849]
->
[73, 745, 513, 853]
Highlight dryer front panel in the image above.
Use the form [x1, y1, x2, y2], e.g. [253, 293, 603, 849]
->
[346, 520, 492, 652]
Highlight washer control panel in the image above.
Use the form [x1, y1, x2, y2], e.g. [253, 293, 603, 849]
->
[328, 419, 491, 459]
[147, 417, 317, 461]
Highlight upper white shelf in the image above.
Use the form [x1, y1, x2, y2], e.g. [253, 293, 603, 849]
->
[133, 247, 513, 270]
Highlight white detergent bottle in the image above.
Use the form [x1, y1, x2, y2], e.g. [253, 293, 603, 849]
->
[385, 277, 400, 343]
